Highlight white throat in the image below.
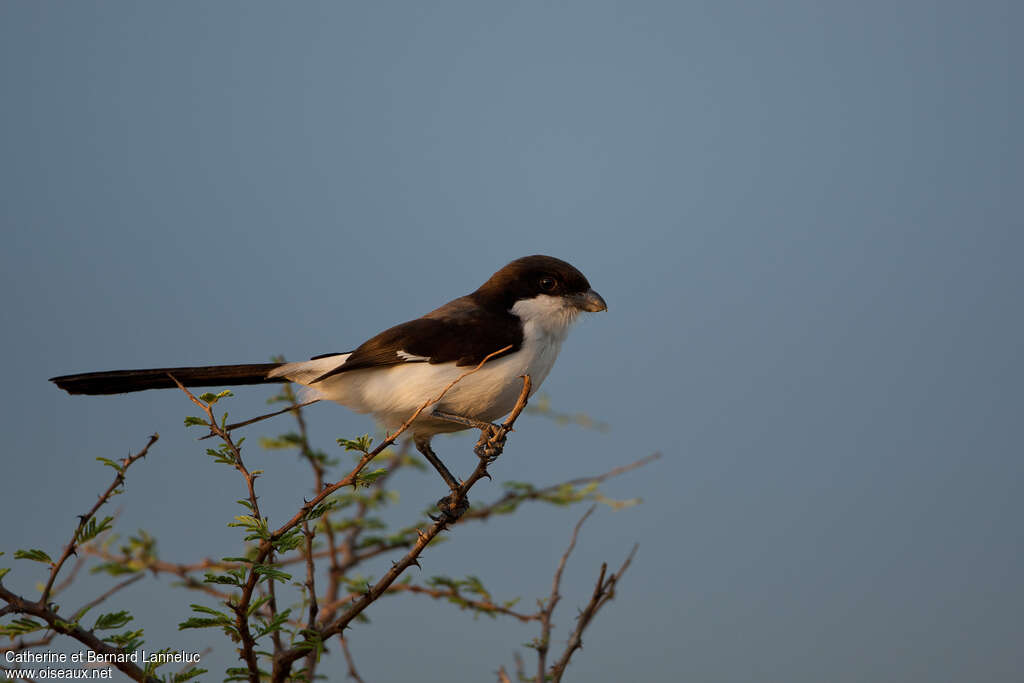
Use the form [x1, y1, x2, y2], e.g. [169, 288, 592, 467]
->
[510, 294, 579, 344]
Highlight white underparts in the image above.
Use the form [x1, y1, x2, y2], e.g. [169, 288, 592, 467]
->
[269, 294, 581, 438]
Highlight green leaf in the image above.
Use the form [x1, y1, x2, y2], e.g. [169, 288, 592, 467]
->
[96, 456, 125, 474]
[202, 572, 242, 586]
[225, 666, 265, 681]
[104, 628, 144, 652]
[179, 604, 233, 632]
[272, 528, 304, 554]
[77, 516, 114, 543]
[0, 567, 9, 581]
[337, 434, 373, 453]
[293, 629, 324, 657]
[303, 497, 339, 522]
[184, 416, 207, 428]
[0, 617, 44, 637]
[93, 610, 132, 630]
[14, 548, 52, 564]
[253, 608, 291, 639]
[178, 617, 230, 631]
[90, 562, 140, 577]
[173, 667, 208, 682]
[253, 564, 291, 583]
[246, 596, 271, 617]
[259, 433, 303, 450]
[354, 467, 388, 488]
[189, 604, 232, 619]
[205, 444, 237, 465]
[227, 515, 270, 541]
[199, 390, 233, 405]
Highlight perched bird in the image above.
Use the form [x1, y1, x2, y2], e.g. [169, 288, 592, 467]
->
[51, 255, 607, 515]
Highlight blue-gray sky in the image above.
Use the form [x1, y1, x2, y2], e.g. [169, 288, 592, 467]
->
[2, 2, 1021, 681]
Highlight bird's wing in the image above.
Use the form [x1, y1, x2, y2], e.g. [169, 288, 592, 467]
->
[311, 299, 522, 383]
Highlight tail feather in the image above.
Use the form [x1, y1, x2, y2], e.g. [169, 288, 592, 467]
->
[50, 363, 286, 396]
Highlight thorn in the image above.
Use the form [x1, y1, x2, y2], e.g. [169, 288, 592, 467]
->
[410, 558, 421, 570]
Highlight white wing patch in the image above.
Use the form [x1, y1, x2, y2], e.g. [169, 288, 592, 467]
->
[397, 350, 430, 362]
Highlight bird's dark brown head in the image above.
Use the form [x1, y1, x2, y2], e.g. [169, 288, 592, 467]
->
[474, 255, 607, 313]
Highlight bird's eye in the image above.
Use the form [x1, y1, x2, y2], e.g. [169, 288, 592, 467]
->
[539, 276, 557, 292]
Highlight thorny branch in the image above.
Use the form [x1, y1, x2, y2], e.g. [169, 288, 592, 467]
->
[537, 505, 596, 680]
[268, 373, 533, 682]
[549, 544, 638, 682]
[42, 434, 159, 606]
[0, 435, 161, 683]
[4, 351, 654, 682]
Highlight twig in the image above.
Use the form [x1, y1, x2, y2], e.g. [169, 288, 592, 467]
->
[463, 452, 661, 522]
[537, 506, 595, 681]
[49, 556, 86, 598]
[339, 635, 365, 683]
[0, 584, 159, 683]
[71, 573, 144, 622]
[301, 520, 319, 677]
[168, 376, 264, 681]
[199, 399, 321, 438]
[40, 434, 159, 605]
[382, 582, 537, 622]
[548, 544, 639, 682]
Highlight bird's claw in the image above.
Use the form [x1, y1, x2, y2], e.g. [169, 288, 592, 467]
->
[434, 494, 470, 522]
[474, 423, 506, 462]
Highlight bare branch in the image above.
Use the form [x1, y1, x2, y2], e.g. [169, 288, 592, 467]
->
[384, 582, 537, 622]
[537, 505, 596, 680]
[210, 399, 320, 436]
[548, 544, 639, 682]
[71, 573, 144, 623]
[463, 452, 662, 522]
[340, 635, 366, 683]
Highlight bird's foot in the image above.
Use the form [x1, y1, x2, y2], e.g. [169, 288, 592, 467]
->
[474, 423, 507, 462]
[432, 493, 470, 523]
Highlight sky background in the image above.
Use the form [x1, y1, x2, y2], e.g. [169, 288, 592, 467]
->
[2, 1, 1022, 681]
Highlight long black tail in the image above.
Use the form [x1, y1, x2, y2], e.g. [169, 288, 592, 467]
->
[50, 363, 287, 396]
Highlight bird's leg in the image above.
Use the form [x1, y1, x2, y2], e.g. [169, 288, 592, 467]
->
[414, 436, 469, 521]
[430, 409, 495, 431]
[431, 409, 507, 463]
[414, 436, 459, 491]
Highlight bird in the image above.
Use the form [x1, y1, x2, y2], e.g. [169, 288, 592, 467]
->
[51, 255, 607, 517]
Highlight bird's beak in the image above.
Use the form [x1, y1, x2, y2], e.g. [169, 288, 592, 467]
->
[573, 288, 607, 312]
